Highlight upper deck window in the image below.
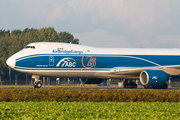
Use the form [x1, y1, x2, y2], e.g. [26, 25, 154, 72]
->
[24, 46, 35, 49]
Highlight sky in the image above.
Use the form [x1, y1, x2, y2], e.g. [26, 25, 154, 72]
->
[0, 0, 180, 48]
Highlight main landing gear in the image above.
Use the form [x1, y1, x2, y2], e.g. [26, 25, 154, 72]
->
[32, 75, 42, 88]
[123, 79, 137, 88]
[144, 83, 168, 89]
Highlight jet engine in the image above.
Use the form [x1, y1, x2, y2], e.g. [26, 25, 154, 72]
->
[140, 70, 168, 85]
[79, 78, 104, 84]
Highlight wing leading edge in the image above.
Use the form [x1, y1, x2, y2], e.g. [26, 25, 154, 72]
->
[110, 65, 180, 76]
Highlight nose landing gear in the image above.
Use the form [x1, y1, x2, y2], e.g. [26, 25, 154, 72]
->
[32, 75, 42, 88]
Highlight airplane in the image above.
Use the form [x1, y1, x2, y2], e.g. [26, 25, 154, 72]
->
[6, 42, 180, 89]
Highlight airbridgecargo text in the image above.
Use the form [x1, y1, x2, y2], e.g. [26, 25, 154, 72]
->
[52, 49, 83, 54]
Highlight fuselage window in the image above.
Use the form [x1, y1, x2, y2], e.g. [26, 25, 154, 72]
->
[24, 46, 35, 49]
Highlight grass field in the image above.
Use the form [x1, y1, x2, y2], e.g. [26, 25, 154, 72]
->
[0, 102, 180, 119]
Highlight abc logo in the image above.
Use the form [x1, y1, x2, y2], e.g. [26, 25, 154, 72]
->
[56, 57, 76, 67]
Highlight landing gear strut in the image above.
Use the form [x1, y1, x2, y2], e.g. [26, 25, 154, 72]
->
[123, 79, 137, 88]
[32, 75, 42, 88]
[144, 83, 168, 89]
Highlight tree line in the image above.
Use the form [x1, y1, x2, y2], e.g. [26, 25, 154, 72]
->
[0, 27, 79, 83]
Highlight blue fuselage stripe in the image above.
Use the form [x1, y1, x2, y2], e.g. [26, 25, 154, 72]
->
[15, 54, 180, 71]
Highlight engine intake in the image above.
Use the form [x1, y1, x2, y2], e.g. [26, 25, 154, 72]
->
[140, 70, 168, 85]
[79, 78, 104, 84]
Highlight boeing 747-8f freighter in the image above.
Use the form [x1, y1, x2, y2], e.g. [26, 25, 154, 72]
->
[6, 42, 180, 88]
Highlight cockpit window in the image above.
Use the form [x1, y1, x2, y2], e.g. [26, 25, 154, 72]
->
[24, 46, 35, 49]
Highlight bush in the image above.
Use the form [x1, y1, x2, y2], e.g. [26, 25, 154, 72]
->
[0, 88, 180, 102]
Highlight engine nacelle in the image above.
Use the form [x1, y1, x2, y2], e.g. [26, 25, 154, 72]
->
[140, 70, 168, 85]
[79, 78, 104, 84]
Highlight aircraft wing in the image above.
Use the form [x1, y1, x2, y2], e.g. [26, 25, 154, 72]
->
[110, 65, 180, 76]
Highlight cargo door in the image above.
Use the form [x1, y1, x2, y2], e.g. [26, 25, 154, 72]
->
[49, 56, 54, 66]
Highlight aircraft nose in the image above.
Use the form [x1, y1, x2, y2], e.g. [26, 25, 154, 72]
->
[6, 57, 15, 68]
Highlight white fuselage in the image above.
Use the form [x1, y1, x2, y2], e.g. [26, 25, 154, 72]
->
[6, 42, 180, 79]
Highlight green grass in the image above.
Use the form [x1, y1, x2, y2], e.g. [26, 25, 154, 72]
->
[0, 102, 180, 119]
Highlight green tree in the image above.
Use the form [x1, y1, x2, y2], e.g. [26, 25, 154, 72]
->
[0, 27, 79, 82]
[57, 31, 79, 44]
